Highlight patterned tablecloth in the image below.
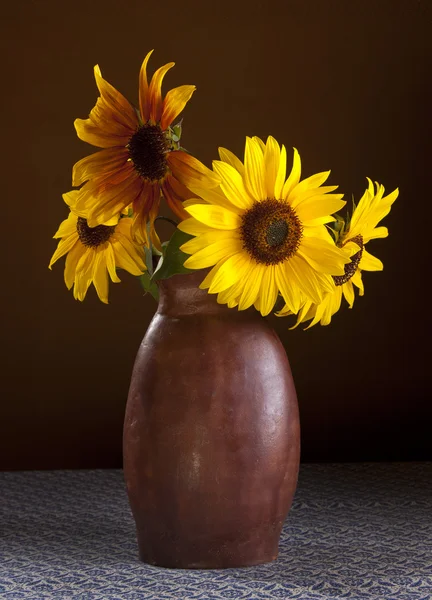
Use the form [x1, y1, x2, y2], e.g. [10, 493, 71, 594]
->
[1, 463, 431, 600]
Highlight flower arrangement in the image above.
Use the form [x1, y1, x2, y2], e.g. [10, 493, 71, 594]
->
[50, 52, 398, 328]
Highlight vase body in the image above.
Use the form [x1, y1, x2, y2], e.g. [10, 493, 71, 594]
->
[123, 271, 300, 569]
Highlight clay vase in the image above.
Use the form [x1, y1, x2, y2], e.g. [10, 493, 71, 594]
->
[123, 270, 300, 569]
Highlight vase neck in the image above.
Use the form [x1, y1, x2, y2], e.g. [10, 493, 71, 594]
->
[156, 271, 247, 318]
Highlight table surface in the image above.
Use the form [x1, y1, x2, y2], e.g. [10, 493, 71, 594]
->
[1, 463, 431, 600]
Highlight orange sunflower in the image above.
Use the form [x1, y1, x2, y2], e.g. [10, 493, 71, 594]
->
[73, 50, 219, 247]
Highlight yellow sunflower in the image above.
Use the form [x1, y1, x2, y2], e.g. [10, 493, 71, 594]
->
[178, 136, 351, 316]
[49, 192, 145, 303]
[278, 178, 399, 328]
[72, 50, 219, 247]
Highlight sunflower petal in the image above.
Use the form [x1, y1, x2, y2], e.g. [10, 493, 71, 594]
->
[212, 160, 253, 209]
[139, 50, 154, 122]
[244, 137, 266, 201]
[359, 249, 383, 271]
[282, 148, 301, 200]
[184, 237, 243, 269]
[185, 204, 241, 230]
[168, 151, 220, 189]
[218, 147, 245, 176]
[161, 85, 196, 130]
[148, 62, 175, 123]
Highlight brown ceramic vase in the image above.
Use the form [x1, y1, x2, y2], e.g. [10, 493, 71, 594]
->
[123, 270, 300, 569]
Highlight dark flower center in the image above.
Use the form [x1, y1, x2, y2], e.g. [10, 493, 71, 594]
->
[77, 217, 115, 248]
[333, 235, 364, 286]
[127, 124, 168, 181]
[240, 199, 303, 265]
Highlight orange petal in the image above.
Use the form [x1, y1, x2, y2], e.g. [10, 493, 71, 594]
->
[72, 148, 129, 186]
[74, 116, 131, 148]
[167, 151, 220, 189]
[161, 85, 196, 130]
[161, 174, 192, 221]
[139, 50, 154, 123]
[93, 65, 138, 131]
[148, 62, 175, 124]
[132, 182, 161, 246]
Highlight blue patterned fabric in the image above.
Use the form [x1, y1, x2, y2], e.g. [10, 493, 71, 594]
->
[1, 464, 431, 599]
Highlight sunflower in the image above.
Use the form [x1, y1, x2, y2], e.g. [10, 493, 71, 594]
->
[49, 191, 145, 303]
[278, 178, 399, 328]
[72, 50, 219, 247]
[178, 136, 351, 316]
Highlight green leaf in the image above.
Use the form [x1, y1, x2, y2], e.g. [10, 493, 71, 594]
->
[138, 272, 159, 302]
[152, 228, 194, 281]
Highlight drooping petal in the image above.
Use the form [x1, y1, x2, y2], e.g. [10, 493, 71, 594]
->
[49, 233, 80, 269]
[275, 263, 302, 314]
[161, 174, 191, 220]
[92, 248, 109, 304]
[161, 85, 196, 130]
[342, 280, 355, 308]
[53, 212, 78, 239]
[358, 249, 384, 271]
[64, 240, 85, 289]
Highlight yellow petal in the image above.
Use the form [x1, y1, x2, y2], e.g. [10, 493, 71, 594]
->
[177, 218, 215, 236]
[244, 137, 266, 201]
[188, 184, 243, 214]
[238, 264, 265, 310]
[282, 148, 301, 200]
[342, 280, 355, 308]
[218, 147, 245, 176]
[184, 237, 243, 269]
[185, 204, 241, 230]
[49, 234, 79, 269]
[53, 212, 78, 239]
[73, 248, 95, 302]
[207, 253, 253, 294]
[259, 265, 278, 316]
[161, 85, 196, 130]
[181, 230, 240, 254]
[351, 269, 364, 296]
[274, 144, 287, 200]
[263, 136, 280, 198]
[105, 242, 121, 283]
[298, 237, 350, 275]
[92, 249, 109, 304]
[358, 249, 383, 271]
[64, 241, 85, 289]
[275, 263, 302, 314]
[294, 194, 345, 223]
[289, 171, 331, 204]
[212, 160, 253, 209]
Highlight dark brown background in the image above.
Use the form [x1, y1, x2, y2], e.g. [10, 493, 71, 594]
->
[1, 0, 430, 469]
